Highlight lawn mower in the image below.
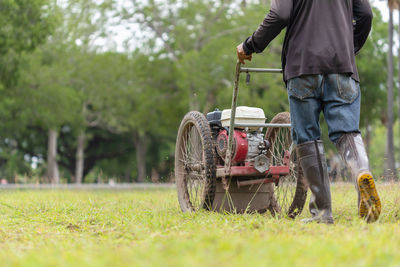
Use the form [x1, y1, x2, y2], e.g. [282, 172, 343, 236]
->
[175, 62, 308, 218]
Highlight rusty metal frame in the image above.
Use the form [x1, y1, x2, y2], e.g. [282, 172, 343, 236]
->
[216, 165, 290, 178]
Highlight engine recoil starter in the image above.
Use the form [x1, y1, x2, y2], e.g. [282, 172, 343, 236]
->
[216, 129, 248, 164]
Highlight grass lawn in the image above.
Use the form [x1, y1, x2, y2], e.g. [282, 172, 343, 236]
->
[0, 183, 399, 267]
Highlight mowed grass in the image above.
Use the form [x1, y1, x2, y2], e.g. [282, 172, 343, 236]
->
[0, 184, 400, 267]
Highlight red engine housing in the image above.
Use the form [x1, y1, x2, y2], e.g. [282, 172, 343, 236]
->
[216, 130, 248, 164]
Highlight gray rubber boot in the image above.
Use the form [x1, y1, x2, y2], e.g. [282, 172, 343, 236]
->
[336, 133, 381, 222]
[297, 140, 334, 224]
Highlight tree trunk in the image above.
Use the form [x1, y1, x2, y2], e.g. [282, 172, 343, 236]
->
[75, 130, 85, 184]
[151, 168, 160, 183]
[365, 124, 371, 157]
[47, 129, 60, 184]
[385, 10, 397, 180]
[134, 132, 147, 183]
[203, 89, 216, 114]
[398, 9, 400, 164]
[124, 169, 131, 183]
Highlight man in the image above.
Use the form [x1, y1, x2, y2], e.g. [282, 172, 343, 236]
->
[237, 0, 381, 224]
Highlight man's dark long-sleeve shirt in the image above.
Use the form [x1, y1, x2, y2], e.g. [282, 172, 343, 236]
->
[242, 0, 373, 82]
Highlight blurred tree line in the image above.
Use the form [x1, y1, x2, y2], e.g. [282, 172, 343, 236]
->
[0, 0, 397, 183]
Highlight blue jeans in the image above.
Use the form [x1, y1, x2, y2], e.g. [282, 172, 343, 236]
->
[287, 74, 361, 145]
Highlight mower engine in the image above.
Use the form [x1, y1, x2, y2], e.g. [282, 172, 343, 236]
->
[207, 107, 271, 173]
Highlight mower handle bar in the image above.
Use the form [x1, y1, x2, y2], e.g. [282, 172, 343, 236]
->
[240, 67, 282, 73]
[236, 64, 288, 128]
[234, 123, 291, 128]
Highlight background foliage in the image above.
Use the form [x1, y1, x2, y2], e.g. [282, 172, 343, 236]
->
[0, 0, 397, 183]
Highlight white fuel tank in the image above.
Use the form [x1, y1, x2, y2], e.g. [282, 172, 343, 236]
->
[221, 106, 266, 130]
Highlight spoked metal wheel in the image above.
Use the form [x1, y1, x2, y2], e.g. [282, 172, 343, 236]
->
[175, 111, 216, 212]
[265, 112, 308, 218]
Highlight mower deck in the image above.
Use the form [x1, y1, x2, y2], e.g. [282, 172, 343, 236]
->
[212, 179, 274, 213]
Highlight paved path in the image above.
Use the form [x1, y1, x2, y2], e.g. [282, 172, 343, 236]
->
[0, 183, 176, 190]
